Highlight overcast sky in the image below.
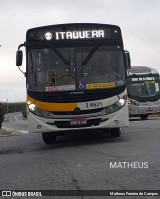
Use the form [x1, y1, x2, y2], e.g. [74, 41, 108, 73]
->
[1, 0, 160, 102]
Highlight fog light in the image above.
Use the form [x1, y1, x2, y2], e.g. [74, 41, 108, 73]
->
[37, 124, 42, 130]
[113, 120, 119, 125]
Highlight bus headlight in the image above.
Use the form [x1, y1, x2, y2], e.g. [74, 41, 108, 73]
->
[28, 104, 36, 111]
[28, 104, 53, 118]
[128, 98, 139, 106]
[105, 95, 127, 114]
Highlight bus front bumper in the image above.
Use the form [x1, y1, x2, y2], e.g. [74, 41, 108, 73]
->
[27, 105, 129, 134]
[129, 104, 160, 116]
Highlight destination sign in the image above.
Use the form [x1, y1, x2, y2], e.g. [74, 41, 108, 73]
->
[54, 30, 105, 40]
[131, 77, 155, 82]
[27, 25, 121, 42]
[44, 30, 105, 40]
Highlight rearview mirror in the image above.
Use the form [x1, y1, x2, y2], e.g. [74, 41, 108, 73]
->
[16, 50, 23, 66]
[125, 50, 131, 69]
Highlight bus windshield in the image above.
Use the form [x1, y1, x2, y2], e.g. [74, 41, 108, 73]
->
[128, 80, 160, 97]
[27, 45, 125, 92]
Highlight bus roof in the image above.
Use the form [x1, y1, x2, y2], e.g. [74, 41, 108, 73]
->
[27, 23, 121, 32]
[128, 66, 159, 75]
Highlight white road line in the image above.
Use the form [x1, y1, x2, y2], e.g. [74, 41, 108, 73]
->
[2, 127, 28, 134]
[2, 127, 14, 131]
[14, 115, 19, 122]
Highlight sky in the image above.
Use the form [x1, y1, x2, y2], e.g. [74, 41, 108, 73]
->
[1, 0, 160, 102]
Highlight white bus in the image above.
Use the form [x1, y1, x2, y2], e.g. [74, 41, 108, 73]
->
[127, 66, 160, 119]
[16, 23, 130, 144]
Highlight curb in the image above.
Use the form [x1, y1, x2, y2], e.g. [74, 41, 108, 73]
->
[0, 128, 20, 137]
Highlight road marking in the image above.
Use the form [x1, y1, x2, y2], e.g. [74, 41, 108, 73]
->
[14, 115, 19, 122]
[129, 121, 141, 123]
[2, 127, 28, 134]
[18, 130, 28, 134]
[2, 127, 14, 131]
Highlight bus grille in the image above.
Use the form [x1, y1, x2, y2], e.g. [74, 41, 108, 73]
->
[46, 118, 108, 128]
[52, 107, 104, 115]
[38, 93, 110, 103]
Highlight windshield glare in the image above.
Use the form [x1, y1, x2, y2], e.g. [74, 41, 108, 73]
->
[27, 46, 125, 92]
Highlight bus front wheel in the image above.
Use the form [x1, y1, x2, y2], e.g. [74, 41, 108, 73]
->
[42, 133, 56, 144]
[140, 114, 148, 120]
[110, 128, 121, 137]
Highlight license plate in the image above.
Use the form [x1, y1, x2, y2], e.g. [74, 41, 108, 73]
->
[70, 119, 87, 125]
[146, 109, 153, 112]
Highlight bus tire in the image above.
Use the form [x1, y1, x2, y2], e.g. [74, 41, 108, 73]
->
[110, 128, 121, 137]
[42, 133, 56, 144]
[140, 114, 148, 120]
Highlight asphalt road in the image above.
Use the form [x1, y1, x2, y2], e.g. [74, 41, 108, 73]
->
[0, 115, 160, 198]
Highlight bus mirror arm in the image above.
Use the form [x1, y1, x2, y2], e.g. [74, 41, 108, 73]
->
[18, 43, 25, 50]
[18, 66, 26, 77]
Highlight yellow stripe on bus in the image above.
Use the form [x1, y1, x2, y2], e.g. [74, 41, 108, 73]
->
[27, 96, 77, 112]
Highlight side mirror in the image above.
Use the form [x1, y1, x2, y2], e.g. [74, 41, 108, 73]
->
[16, 50, 23, 66]
[125, 50, 131, 69]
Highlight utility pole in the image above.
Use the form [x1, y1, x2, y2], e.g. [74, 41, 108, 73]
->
[6, 100, 8, 114]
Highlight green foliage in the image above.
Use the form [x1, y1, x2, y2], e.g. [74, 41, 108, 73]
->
[2, 102, 27, 117]
[22, 108, 27, 118]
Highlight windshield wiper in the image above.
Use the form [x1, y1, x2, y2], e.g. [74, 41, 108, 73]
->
[28, 50, 33, 71]
[51, 47, 69, 65]
[82, 43, 99, 65]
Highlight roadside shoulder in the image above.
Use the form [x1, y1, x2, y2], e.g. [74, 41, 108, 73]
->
[0, 128, 19, 137]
